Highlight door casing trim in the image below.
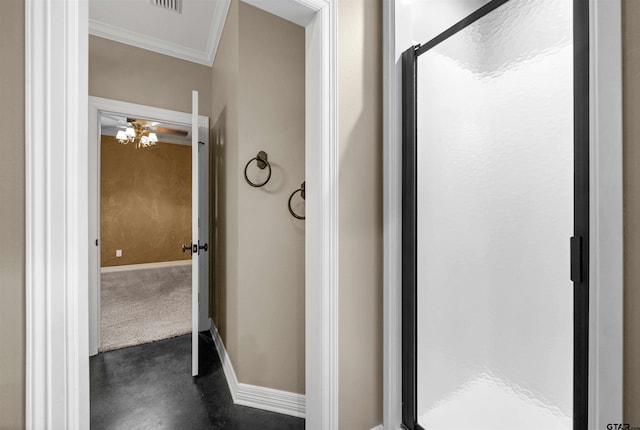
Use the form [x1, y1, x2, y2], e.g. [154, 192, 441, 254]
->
[87, 96, 210, 356]
[382, 0, 623, 428]
[25, 0, 338, 428]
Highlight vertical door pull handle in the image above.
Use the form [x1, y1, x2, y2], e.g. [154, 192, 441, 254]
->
[570, 236, 583, 282]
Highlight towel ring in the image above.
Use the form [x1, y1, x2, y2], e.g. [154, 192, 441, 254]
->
[288, 181, 305, 220]
[244, 151, 272, 187]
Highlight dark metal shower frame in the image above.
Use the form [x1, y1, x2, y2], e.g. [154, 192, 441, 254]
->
[401, 1, 590, 429]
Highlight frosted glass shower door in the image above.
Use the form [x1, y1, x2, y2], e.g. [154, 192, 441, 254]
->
[410, 0, 580, 429]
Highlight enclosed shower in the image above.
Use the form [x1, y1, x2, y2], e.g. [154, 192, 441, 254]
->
[401, 1, 588, 429]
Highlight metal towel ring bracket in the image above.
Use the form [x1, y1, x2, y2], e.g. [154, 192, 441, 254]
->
[244, 150, 272, 187]
[288, 181, 305, 220]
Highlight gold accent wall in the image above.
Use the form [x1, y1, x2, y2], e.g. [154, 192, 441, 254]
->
[100, 135, 192, 267]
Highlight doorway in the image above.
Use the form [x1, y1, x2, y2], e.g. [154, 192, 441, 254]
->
[97, 113, 193, 352]
[88, 97, 210, 358]
[401, 0, 589, 429]
[25, 0, 338, 426]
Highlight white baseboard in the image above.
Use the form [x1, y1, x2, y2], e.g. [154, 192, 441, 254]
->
[369, 426, 384, 430]
[209, 319, 306, 418]
[101, 259, 192, 273]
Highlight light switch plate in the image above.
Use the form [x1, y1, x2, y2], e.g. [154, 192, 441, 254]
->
[116, 249, 122, 257]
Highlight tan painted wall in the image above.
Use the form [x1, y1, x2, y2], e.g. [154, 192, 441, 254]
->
[89, 35, 212, 118]
[623, 1, 640, 423]
[338, 0, 383, 428]
[0, 0, 25, 428]
[210, 0, 305, 394]
[10, 3, 640, 429]
[211, 0, 240, 367]
[100, 136, 192, 267]
[213, 0, 384, 421]
[236, 1, 306, 394]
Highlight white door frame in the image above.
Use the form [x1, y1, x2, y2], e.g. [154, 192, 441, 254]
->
[382, 1, 623, 429]
[87, 96, 210, 356]
[25, 0, 338, 428]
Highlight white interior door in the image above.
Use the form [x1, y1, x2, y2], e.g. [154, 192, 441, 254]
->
[191, 90, 200, 376]
[198, 116, 210, 334]
[191, 91, 210, 376]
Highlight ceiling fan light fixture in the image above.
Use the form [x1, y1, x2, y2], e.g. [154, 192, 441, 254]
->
[116, 121, 159, 149]
[116, 130, 127, 143]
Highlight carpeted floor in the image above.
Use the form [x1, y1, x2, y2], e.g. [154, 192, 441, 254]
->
[100, 265, 191, 351]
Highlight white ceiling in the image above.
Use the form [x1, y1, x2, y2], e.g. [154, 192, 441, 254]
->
[89, 0, 231, 66]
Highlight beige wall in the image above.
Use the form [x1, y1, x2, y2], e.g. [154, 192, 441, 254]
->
[338, 0, 383, 428]
[12, 3, 640, 430]
[211, 0, 306, 395]
[100, 136, 192, 267]
[212, 0, 384, 423]
[211, 0, 240, 376]
[623, 1, 640, 423]
[0, 0, 25, 428]
[237, 2, 306, 393]
[89, 36, 212, 118]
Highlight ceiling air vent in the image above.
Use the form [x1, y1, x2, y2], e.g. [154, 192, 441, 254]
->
[150, 0, 182, 13]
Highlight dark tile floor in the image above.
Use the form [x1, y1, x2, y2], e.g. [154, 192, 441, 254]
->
[90, 332, 305, 430]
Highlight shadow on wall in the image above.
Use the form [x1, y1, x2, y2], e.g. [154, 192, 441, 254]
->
[212, 107, 228, 339]
[208, 0, 305, 396]
[337, 0, 383, 428]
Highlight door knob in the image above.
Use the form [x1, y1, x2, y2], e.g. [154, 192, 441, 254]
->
[198, 241, 208, 254]
[182, 242, 197, 256]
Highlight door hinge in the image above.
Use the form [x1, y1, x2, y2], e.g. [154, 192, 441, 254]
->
[570, 236, 583, 283]
[95, 239, 99, 246]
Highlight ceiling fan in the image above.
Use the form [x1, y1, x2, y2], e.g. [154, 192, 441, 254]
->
[116, 118, 189, 149]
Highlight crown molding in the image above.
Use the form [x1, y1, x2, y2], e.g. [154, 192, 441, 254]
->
[206, 0, 231, 65]
[88, 19, 209, 65]
[88, 0, 230, 67]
